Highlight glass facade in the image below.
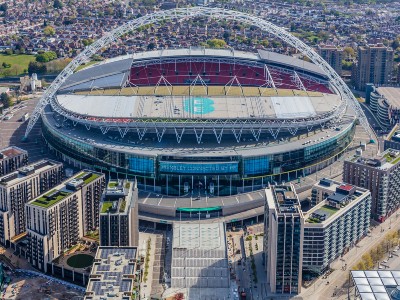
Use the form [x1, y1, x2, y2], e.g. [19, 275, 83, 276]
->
[159, 161, 239, 174]
[42, 115, 355, 196]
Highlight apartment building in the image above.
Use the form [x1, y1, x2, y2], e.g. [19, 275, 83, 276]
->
[317, 45, 343, 75]
[0, 160, 63, 247]
[0, 146, 28, 176]
[353, 44, 394, 90]
[303, 179, 371, 277]
[26, 170, 105, 272]
[99, 180, 138, 247]
[344, 149, 400, 222]
[264, 184, 303, 294]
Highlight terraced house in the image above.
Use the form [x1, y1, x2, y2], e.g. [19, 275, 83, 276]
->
[26, 170, 105, 272]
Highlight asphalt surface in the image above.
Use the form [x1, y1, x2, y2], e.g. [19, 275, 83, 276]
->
[0, 96, 53, 163]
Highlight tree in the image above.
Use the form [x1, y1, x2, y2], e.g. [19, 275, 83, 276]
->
[343, 47, 355, 58]
[28, 61, 47, 75]
[53, 0, 63, 9]
[0, 3, 7, 12]
[0, 93, 12, 108]
[36, 51, 57, 63]
[82, 38, 94, 47]
[206, 38, 227, 49]
[362, 253, 374, 269]
[43, 26, 56, 36]
[174, 292, 184, 300]
[260, 39, 269, 48]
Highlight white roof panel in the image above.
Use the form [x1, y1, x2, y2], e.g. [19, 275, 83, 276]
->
[57, 94, 138, 118]
[271, 96, 316, 119]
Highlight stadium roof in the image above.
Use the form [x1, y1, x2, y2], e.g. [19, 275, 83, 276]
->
[258, 49, 326, 77]
[55, 93, 340, 120]
[44, 106, 355, 158]
[59, 48, 329, 93]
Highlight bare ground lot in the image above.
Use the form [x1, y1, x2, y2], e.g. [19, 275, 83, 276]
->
[3, 274, 83, 300]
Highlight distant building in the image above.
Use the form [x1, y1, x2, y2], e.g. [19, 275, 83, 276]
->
[317, 45, 343, 75]
[0, 146, 28, 177]
[99, 180, 138, 247]
[264, 184, 303, 294]
[303, 179, 371, 276]
[84, 246, 138, 300]
[26, 170, 105, 272]
[344, 149, 400, 222]
[160, 1, 177, 9]
[366, 85, 400, 129]
[20, 73, 42, 92]
[171, 222, 230, 298]
[0, 160, 63, 247]
[353, 44, 394, 90]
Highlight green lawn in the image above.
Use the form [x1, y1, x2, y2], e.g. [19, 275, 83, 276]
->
[320, 205, 339, 216]
[0, 54, 36, 76]
[101, 201, 114, 213]
[32, 190, 71, 208]
[108, 181, 118, 188]
[66, 254, 94, 268]
[75, 172, 100, 184]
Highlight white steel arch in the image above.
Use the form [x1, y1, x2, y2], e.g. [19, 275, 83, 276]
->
[24, 7, 375, 140]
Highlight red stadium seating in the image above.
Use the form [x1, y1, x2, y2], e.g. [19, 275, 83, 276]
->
[129, 61, 332, 93]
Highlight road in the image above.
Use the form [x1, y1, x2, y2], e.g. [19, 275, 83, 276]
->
[0, 96, 52, 163]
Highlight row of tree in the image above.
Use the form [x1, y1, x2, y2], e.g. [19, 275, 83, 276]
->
[352, 230, 399, 270]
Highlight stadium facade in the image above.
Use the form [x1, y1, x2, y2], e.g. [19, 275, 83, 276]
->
[41, 48, 356, 197]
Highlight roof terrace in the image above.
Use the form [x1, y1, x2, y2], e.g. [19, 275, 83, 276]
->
[0, 160, 60, 186]
[30, 170, 100, 208]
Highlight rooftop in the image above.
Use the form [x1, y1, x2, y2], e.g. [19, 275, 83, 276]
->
[306, 180, 368, 224]
[0, 146, 27, 161]
[376, 87, 400, 108]
[85, 246, 137, 300]
[171, 222, 229, 294]
[30, 170, 101, 208]
[43, 104, 355, 158]
[100, 180, 135, 214]
[0, 160, 61, 186]
[172, 222, 225, 251]
[349, 149, 400, 170]
[265, 184, 302, 214]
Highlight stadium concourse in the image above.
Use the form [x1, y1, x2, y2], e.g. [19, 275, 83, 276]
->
[37, 46, 358, 220]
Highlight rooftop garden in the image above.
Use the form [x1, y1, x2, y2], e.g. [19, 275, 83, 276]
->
[101, 201, 114, 213]
[108, 181, 118, 188]
[307, 205, 339, 223]
[32, 189, 71, 208]
[383, 152, 400, 165]
[75, 172, 100, 184]
[119, 199, 126, 212]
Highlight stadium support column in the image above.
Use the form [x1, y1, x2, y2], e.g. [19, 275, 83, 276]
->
[217, 176, 220, 197]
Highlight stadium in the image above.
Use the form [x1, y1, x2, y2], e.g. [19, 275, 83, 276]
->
[27, 7, 369, 220]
